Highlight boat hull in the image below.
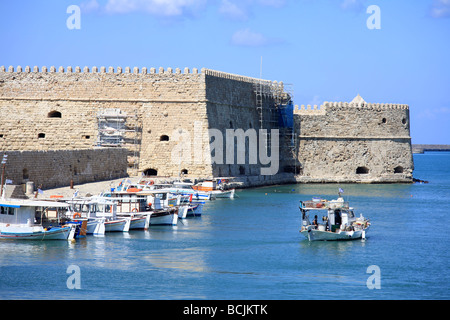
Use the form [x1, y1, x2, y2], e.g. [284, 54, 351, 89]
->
[104, 219, 127, 232]
[0, 226, 73, 240]
[129, 216, 148, 229]
[150, 211, 178, 225]
[178, 206, 189, 219]
[187, 203, 203, 216]
[211, 189, 235, 199]
[300, 227, 367, 241]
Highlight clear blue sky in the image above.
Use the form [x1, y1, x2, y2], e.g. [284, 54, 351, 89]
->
[1, 0, 449, 144]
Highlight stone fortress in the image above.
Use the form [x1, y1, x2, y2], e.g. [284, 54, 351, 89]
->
[0, 65, 414, 190]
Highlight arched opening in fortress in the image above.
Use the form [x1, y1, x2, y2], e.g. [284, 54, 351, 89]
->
[356, 166, 369, 174]
[181, 169, 188, 175]
[160, 135, 169, 141]
[143, 168, 158, 176]
[38, 133, 45, 138]
[48, 110, 62, 118]
[394, 166, 404, 174]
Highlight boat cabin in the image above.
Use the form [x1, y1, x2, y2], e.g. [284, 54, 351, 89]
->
[193, 180, 216, 192]
[300, 197, 356, 232]
[136, 190, 178, 210]
[0, 199, 69, 228]
[66, 197, 118, 219]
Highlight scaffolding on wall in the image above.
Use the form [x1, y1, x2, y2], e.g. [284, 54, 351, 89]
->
[253, 82, 295, 142]
[96, 109, 142, 175]
[253, 81, 298, 174]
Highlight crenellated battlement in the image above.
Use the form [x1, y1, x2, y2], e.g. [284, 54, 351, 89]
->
[294, 99, 409, 116]
[202, 68, 279, 87]
[0, 65, 201, 75]
[294, 104, 327, 115]
[0, 65, 285, 92]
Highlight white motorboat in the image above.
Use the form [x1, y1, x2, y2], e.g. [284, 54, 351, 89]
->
[299, 194, 370, 241]
[192, 180, 235, 199]
[102, 190, 178, 226]
[169, 181, 211, 201]
[0, 198, 77, 240]
[66, 197, 128, 234]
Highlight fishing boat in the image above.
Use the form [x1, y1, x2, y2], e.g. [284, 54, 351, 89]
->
[192, 180, 235, 199]
[178, 194, 204, 217]
[299, 194, 370, 241]
[102, 190, 178, 226]
[137, 190, 178, 225]
[169, 181, 212, 201]
[0, 198, 77, 240]
[65, 197, 128, 234]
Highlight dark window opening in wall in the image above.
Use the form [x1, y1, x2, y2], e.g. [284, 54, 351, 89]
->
[160, 135, 169, 141]
[0, 134, 3, 138]
[394, 166, 404, 174]
[83, 135, 91, 139]
[239, 166, 245, 175]
[229, 121, 233, 128]
[144, 168, 158, 176]
[402, 118, 407, 125]
[181, 169, 188, 175]
[48, 111, 62, 118]
[22, 168, 29, 180]
[283, 165, 303, 174]
[38, 133, 45, 138]
[381, 118, 387, 123]
[356, 166, 369, 174]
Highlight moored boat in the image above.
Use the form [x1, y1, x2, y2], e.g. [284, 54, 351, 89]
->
[193, 180, 235, 199]
[169, 181, 211, 201]
[102, 190, 177, 226]
[65, 197, 128, 234]
[0, 199, 77, 240]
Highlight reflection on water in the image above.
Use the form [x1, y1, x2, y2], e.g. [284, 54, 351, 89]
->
[142, 247, 209, 273]
[299, 237, 366, 255]
[0, 241, 74, 266]
[255, 183, 415, 199]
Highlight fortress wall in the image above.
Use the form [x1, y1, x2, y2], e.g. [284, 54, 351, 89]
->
[0, 99, 99, 151]
[297, 138, 413, 183]
[294, 101, 413, 183]
[203, 70, 287, 177]
[0, 66, 214, 178]
[2, 148, 128, 189]
[139, 100, 213, 177]
[295, 102, 411, 138]
[0, 66, 205, 101]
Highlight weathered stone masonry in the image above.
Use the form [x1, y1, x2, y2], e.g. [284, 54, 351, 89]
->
[0, 65, 414, 189]
[294, 95, 413, 183]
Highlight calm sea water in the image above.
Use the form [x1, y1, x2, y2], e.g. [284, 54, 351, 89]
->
[0, 152, 449, 300]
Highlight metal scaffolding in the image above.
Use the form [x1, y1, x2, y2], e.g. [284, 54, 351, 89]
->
[96, 109, 142, 174]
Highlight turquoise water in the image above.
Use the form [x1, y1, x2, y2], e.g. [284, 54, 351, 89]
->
[0, 153, 449, 300]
